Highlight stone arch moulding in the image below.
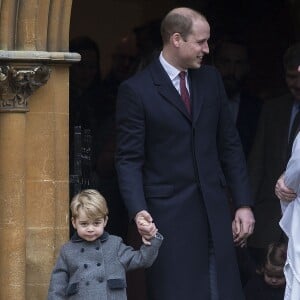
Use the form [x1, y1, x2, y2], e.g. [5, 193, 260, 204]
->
[0, 0, 80, 113]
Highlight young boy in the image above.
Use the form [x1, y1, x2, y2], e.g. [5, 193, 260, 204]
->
[48, 189, 163, 300]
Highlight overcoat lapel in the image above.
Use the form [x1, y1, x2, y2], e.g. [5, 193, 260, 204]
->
[149, 60, 191, 120]
[189, 68, 204, 124]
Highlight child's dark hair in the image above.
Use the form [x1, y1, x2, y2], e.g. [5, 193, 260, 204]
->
[266, 242, 287, 267]
[257, 242, 287, 274]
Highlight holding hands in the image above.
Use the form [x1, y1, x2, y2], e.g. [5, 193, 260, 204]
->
[135, 210, 158, 245]
[232, 207, 255, 248]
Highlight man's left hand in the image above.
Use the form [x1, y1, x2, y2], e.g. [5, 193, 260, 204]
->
[232, 207, 255, 247]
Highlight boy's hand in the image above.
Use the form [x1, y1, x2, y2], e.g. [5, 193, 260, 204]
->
[142, 226, 158, 245]
[135, 210, 157, 245]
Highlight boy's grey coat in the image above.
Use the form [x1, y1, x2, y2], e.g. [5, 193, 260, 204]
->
[48, 232, 162, 300]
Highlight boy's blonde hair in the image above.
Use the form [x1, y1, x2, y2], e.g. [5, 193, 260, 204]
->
[70, 189, 109, 220]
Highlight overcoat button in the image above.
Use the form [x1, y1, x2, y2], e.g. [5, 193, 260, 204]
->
[86, 281, 89, 286]
[97, 263, 101, 266]
[96, 247, 100, 250]
[81, 248, 84, 253]
[84, 264, 88, 268]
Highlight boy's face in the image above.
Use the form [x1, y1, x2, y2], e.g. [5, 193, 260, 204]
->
[72, 208, 108, 242]
[263, 265, 286, 288]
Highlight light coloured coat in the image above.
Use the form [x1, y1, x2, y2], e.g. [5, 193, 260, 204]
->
[280, 133, 300, 300]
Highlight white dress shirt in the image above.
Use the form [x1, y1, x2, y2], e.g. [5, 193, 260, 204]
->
[159, 52, 190, 94]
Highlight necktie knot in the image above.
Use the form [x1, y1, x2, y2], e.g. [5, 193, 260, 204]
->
[179, 71, 186, 80]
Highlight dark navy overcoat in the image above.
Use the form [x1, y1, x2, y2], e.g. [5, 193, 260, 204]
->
[116, 59, 253, 300]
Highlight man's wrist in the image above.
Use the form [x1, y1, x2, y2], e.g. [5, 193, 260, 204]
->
[134, 210, 145, 222]
[236, 206, 252, 210]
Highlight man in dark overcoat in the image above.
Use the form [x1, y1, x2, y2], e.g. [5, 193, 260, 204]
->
[116, 7, 255, 300]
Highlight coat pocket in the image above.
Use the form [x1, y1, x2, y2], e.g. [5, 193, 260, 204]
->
[107, 278, 127, 289]
[144, 184, 174, 198]
[66, 282, 79, 296]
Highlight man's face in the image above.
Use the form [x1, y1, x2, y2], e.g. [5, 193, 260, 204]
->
[214, 42, 249, 98]
[177, 19, 210, 70]
[285, 67, 300, 100]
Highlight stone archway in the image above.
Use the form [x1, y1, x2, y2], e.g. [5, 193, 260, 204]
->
[0, 1, 78, 299]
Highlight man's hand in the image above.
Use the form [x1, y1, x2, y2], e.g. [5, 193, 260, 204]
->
[135, 210, 157, 245]
[232, 207, 255, 247]
[275, 174, 296, 202]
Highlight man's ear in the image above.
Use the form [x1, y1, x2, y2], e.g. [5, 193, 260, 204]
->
[171, 32, 182, 48]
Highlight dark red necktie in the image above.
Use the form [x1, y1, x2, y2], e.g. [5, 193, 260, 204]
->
[179, 71, 191, 114]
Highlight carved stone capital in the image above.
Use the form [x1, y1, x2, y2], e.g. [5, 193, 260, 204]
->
[0, 64, 51, 112]
[0, 50, 80, 113]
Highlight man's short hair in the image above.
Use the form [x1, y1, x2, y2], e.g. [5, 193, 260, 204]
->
[160, 8, 206, 43]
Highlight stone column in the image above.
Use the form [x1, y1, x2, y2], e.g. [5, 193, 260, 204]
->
[0, 60, 52, 299]
[0, 51, 79, 300]
[0, 104, 27, 300]
[0, 1, 78, 299]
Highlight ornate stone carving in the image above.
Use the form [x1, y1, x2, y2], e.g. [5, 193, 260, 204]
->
[0, 64, 51, 112]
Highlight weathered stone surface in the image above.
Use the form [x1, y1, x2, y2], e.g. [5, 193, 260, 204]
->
[0, 1, 72, 299]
